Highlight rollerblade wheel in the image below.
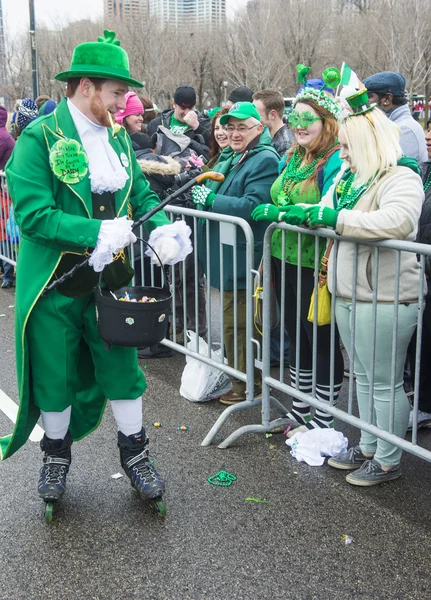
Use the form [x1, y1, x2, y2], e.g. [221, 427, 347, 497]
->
[44, 502, 54, 523]
[152, 497, 166, 518]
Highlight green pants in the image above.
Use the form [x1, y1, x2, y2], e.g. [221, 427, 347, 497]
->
[335, 298, 418, 466]
[223, 289, 261, 396]
[26, 290, 146, 412]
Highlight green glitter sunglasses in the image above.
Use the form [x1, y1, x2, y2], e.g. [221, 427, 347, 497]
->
[288, 109, 322, 129]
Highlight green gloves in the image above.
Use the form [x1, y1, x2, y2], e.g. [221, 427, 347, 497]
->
[251, 204, 281, 222]
[252, 203, 336, 228]
[192, 185, 216, 208]
[251, 204, 308, 225]
[280, 205, 308, 226]
[307, 206, 338, 228]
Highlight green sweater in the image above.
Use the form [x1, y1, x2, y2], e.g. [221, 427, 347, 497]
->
[271, 149, 343, 268]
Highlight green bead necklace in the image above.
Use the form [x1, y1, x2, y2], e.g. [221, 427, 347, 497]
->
[277, 142, 338, 204]
[423, 168, 431, 192]
[335, 170, 369, 211]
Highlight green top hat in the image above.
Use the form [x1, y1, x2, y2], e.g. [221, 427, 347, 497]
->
[345, 88, 375, 116]
[55, 30, 143, 88]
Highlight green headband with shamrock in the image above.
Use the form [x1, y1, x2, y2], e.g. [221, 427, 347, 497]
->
[293, 65, 342, 121]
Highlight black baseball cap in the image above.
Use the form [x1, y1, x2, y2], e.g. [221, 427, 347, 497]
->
[228, 86, 254, 104]
[174, 85, 196, 108]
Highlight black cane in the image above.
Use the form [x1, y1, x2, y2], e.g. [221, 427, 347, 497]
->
[40, 171, 225, 296]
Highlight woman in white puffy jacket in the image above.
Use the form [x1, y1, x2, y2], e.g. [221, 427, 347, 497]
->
[284, 94, 425, 486]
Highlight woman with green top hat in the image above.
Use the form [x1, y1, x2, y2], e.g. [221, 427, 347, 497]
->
[1, 30, 192, 519]
[319, 90, 423, 486]
[252, 66, 345, 432]
[271, 86, 424, 486]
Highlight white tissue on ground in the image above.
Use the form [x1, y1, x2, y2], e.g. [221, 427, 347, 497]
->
[286, 428, 348, 467]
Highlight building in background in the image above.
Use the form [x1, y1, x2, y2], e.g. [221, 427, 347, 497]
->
[104, 0, 149, 19]
[148, 0, 226, 28]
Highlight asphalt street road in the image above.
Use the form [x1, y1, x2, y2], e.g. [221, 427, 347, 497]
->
[1, 286, 431, 600]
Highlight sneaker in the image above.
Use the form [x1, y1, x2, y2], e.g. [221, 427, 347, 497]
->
[327, 445, 371, 470]
[285, 424, 308, 438]
[1, 280, 14, 289]
[219, 391, 247, 405]
[407, 409, 431, 432]
[345, 459, 401, 486]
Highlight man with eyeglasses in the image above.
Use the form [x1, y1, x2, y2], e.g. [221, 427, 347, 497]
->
[192, 102, 279, 404]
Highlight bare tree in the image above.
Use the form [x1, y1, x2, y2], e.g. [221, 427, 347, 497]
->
[1, 0, 431, 115]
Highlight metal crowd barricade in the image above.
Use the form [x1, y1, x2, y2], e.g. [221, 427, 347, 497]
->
[258, 223, 431, 462]
[0, 171, 18, 269]
[131, 205, 289, 447]
[129, 206, 431, 458]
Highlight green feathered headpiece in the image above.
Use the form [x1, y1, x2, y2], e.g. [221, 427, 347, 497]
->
[55, 30, 143, 88]
[296, 64, 311, 85]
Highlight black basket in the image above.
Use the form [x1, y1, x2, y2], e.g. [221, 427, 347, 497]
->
[95, 285, 172, 348]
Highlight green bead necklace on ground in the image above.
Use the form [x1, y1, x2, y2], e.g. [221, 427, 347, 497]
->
[208, 471, 237, 487]
[277, 142, 338, 204]
[335, 170, 369, 211]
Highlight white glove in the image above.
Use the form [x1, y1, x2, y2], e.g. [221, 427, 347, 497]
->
[145, 220, 192, 265]
[88, 216, 137, 272]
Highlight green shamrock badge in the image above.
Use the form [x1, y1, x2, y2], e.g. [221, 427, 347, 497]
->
[49, 138, 89, 184]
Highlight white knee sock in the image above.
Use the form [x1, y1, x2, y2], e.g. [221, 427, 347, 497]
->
[40, 406, 72, 440]
[110, 396, 143, 436]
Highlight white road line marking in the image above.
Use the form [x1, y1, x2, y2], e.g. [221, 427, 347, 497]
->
[0, 389, 44, 442]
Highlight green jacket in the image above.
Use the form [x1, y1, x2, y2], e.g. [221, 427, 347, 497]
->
[0, 98, 170, 460]
[198, 132, 279, 290]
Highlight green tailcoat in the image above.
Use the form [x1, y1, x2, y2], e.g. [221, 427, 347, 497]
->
[0, 98, 170, 460]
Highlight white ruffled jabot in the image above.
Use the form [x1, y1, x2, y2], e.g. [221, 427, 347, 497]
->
[67, 99, 129, 194]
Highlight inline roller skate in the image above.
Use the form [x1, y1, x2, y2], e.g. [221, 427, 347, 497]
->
[38, 431, 72, 522]
[117, 428, 166, 517]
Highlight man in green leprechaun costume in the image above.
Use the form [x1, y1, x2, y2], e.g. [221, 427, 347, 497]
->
[0, 30, 191, 513]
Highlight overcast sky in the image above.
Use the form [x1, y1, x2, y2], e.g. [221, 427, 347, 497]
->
[2, 0, 248, 35]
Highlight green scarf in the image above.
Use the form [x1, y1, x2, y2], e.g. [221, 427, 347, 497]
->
[397, 155, 420, 174]
[205, 134, 278, 194]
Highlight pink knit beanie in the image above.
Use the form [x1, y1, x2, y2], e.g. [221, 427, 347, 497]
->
[115, 92, 144, 125]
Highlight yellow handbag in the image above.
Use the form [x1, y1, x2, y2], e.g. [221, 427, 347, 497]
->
[307, 240, 334, 326]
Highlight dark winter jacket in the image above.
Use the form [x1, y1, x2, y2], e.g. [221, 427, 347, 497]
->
[0, 107, 15, 170]
[146, 108, 210, 159]
[136, 149, 182, 200]
[418, 160, 431, 280]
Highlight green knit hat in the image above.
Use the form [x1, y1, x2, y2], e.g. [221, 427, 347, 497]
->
[55, 30, 143, 88]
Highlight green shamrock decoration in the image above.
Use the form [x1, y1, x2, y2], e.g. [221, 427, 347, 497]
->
[296, 63, 311, 85]
[323, 67, 341, 89]
[49, 138, 89, 185]
[98, 30, 121, 46]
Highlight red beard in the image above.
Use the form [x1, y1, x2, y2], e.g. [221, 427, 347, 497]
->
[90, 92, 112, 128]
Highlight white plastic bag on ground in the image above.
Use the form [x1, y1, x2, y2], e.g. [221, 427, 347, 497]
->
[180, 331, 232, 402]
[286, 428, 349, 466]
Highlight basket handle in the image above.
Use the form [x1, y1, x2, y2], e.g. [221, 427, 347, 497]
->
[134, 236, 169, 291]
